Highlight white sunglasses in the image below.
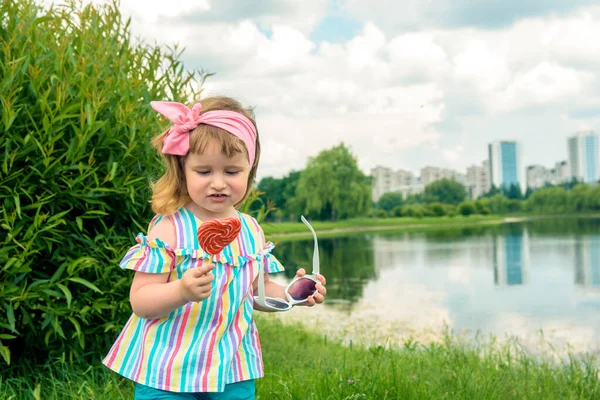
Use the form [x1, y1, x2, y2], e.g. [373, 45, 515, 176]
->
[254, 216, 320, 312]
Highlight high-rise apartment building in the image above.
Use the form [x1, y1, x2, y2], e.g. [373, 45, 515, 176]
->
[488, 141, 525, 193]
[568, 131, 599, 183]
[466, 161, 490, 199]
[371, 166, 419, 202]
[526, 165, 551, 190]
[550, 161, 570, 185]
[420, 166, 467, 187]
[371, 166, 394, 202]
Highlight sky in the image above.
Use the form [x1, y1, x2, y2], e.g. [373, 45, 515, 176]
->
[86, 0, 600, 180]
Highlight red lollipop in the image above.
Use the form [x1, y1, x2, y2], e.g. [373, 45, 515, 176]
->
[197, 218, 242, 255]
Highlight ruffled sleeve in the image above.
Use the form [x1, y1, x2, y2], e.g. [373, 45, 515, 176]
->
[119, 233, 176, 274]
[261, 241, 284, 274]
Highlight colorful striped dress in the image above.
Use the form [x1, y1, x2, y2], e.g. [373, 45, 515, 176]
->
[102, 208, 284, 393]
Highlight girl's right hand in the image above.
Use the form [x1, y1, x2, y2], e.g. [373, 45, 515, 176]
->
[179, 263, 216, 303]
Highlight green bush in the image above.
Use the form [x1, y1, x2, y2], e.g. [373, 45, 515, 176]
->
[458, 201, 476, 216]
[474, 199, 491, 215]
[402, 205, 425, 218]
[426, 202, 446, 217]
[0, 0, 204, 364]
[443, 204, 457, 217]
[390, 204, 403, 217]
[368, 208, 388, 218]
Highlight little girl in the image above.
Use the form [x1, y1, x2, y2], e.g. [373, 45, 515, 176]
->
[103, 96, 327, 399]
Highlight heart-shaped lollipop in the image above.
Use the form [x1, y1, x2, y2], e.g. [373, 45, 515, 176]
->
[197, 218, 242, 255]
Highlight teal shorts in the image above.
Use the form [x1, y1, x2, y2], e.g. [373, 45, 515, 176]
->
[134, 380, 255, 400]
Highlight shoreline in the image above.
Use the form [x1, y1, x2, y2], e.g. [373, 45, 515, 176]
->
[265, 213, 600, 241]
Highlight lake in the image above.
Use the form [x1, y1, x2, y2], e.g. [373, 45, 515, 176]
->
[267, 217, 600, 357]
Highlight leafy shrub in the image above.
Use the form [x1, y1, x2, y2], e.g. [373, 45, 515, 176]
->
[474, 199, 491, 215]
[443, 204, 457, 217]
[390, 204, 403, 217]
[402, 205, 425, 218]
[376, 192, 404, 212]
[458, 201, 476, 216]
[368, 209, 388, 218]
[507, 199, 522, 213]
[426, 202, 446, 217]
[0, 0, 205, 364]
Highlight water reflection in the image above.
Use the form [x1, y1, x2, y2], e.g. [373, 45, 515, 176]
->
[274, 236, 377, 305]
[574, 235, 600, 288]
[271, 217, 600, 354]
[493, 230, 529, 286]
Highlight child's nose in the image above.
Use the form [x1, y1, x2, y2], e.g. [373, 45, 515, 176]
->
[210, 175, 227, 190]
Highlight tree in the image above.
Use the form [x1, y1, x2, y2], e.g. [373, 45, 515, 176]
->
[482, 184, 501, 198]
[568, 184, 591, 212]
[280, 170, 302, 218]
[255, 170, 301, 221]
[487, 194, 510, 214]
[524, 186, 568, 213]
[376, 192, 404, 212]
[504, 183, 523, 200]
[423, 179, 467, 204]
[294, 143, 371, 220]
[524, 186, 535, 199]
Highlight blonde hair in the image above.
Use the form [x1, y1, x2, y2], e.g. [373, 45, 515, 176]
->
[150, 96, 260, 215]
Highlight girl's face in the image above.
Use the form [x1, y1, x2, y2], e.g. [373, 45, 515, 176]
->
[183, 140, 251, 220]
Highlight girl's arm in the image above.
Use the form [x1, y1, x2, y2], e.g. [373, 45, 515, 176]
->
[129, 218, 215, 319]
[252, 271, 286, 313]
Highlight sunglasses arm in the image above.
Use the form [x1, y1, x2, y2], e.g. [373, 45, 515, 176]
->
[301, 216, 320, 275]
[256, 262, 267, 305]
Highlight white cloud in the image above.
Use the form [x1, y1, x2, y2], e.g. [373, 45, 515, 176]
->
[88, 0, 600, 176]
[497, 62, 589, 112]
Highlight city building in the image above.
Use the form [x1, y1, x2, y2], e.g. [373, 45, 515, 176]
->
[550, 161, 570, 185]
[488, 141, 525, 194]
[526, 161, 570, 190]
[371, 166, 394, 202]
[568, 131, 599, 183]
[419, 166, 467, 187]
[371, 166, 419, 202]
[466, 161, 490, 199]
[526, 165, 552, 190]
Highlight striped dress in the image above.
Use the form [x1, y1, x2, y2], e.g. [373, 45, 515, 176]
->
[102, 208, 284, 393]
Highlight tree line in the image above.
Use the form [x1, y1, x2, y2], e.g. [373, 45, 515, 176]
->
[253, 144, 600, 221]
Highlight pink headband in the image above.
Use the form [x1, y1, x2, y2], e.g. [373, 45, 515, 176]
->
[150, 101, 257, 166]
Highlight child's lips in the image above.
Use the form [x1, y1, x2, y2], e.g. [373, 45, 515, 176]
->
[208, 194, 229, 202]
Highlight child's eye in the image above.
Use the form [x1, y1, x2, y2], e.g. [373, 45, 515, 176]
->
[196, 170, 210, 175]
[226, 170, 240, 175]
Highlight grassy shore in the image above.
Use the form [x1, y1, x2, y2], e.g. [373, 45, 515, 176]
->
[263, 213, 600, 241]
[2, 317, 598, 399]
[263, 215, 503, 241]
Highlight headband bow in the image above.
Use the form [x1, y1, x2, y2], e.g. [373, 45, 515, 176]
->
[150, 101, 257, 166]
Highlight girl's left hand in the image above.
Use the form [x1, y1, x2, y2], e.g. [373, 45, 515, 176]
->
[294, 268, 327, 307]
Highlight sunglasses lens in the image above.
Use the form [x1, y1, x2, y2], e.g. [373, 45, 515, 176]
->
[287, 278, 317, 301]
[265, 297, 290, 309]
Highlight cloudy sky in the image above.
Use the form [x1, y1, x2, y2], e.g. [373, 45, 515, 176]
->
[91, 0, 600, 179]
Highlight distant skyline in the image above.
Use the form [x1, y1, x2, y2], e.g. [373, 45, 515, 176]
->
[79, 0, 600, 179]
[374, 132, 598, 178]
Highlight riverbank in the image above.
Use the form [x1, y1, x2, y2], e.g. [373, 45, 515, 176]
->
[2, 317, 598, 399]
[264, 213, 600, 241]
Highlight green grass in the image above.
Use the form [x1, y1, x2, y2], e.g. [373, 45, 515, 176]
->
[263, 213, 600, 242]
[263, 215, 503, 241]
[2, 317, 598, 399]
